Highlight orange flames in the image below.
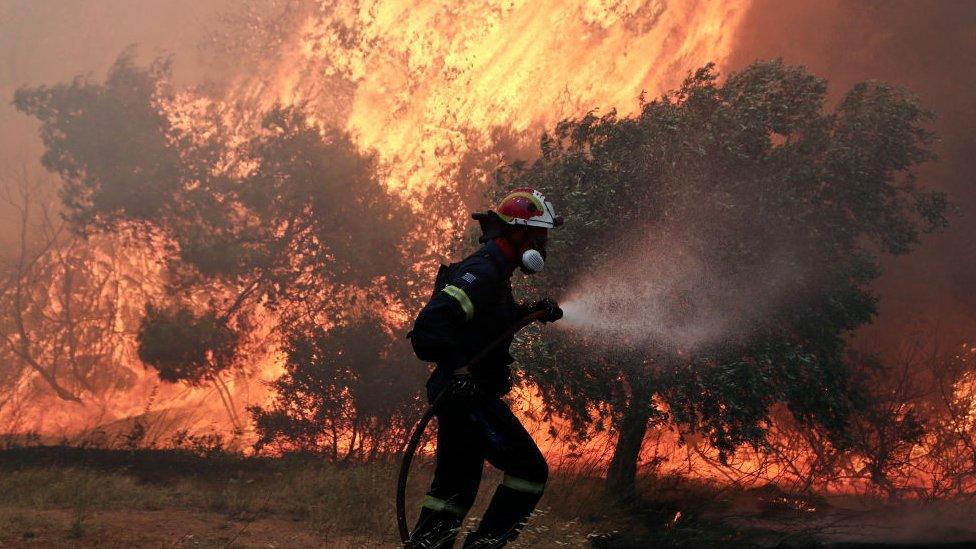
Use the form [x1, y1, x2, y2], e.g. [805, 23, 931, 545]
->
[8, 0, 824, 474]
[5, 1, 975, 498]
[223, 0, 751, 196]
[210, 0, 752, 453]
[102, 0, 749, 444]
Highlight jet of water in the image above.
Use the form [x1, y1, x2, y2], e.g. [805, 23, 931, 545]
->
[557, 236, 801, 352]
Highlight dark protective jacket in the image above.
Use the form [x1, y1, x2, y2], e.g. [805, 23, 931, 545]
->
[409, 240, 529, 397]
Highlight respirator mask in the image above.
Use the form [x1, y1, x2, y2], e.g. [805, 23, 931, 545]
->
[518, 230, 548, 274]
[521, 249, 545, 273]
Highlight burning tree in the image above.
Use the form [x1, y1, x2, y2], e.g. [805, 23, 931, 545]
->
[504, 60, 948, 496]
[0, 165, 148, 417]
[13, 52, 431, 451]
[251, 318, 425, 459]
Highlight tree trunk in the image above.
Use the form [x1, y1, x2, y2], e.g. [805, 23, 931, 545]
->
[606, 376, 653, 499]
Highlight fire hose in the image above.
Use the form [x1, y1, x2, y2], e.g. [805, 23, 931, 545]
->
[396, 310, 548, 548]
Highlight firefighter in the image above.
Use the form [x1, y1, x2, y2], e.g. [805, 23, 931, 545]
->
[407, 188, 564, 548]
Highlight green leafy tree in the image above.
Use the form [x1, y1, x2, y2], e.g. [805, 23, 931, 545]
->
[501, 60, 947, 496]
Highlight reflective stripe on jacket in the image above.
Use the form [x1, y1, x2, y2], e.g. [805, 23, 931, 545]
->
[409, 240, 527, 396]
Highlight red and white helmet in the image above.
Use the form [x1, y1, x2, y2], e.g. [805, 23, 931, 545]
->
[495, 188, 563, 229]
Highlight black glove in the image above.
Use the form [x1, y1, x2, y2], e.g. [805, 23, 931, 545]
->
[532, 297, 563, 323]
[447, 371, 480, 400]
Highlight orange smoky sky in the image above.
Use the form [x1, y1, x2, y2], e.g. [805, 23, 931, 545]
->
[727, 0, 976, 356]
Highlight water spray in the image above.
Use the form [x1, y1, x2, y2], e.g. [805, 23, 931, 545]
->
[553, 239, 801, 352]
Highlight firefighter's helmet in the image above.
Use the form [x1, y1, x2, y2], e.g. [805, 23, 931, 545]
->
[494, 188, 563, 229]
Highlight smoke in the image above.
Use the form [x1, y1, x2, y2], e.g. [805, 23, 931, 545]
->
[726, 0, 976, 355]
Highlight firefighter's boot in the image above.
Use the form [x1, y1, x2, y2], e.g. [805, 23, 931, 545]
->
[410, 497, 469, 548]
[461, 475, 544, 548]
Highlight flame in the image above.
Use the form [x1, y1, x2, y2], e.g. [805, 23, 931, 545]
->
[144, 0, 749, 446]
[6, 2, 976, 499]
[9, 0, 835, 473]
[0, 226, 286, 447]
[223, 0, 751, 196]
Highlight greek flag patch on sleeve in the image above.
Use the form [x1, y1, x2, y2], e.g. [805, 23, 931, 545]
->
[461, 272, 477, 284]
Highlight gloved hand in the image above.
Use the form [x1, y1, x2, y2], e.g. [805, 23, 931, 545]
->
[448, 369, 480, 400]
[531, 297, 563, 323]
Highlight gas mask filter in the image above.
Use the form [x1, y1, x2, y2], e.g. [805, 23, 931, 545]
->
[521, 249, 545, 273]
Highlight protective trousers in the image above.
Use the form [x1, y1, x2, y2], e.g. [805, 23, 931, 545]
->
[409, 394, 548, 548]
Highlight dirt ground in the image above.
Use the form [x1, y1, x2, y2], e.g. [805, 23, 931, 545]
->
[0, 448, 974, 548]
[703, 488, 976, 547]
[4, 501, 976, 548]
[0, 507, 389, 548]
